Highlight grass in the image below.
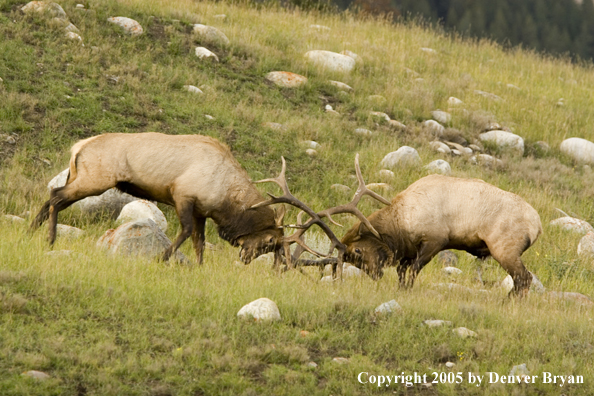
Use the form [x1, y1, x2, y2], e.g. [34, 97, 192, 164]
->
[1, 0, 594, 394]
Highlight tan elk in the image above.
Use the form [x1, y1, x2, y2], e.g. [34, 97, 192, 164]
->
[30, 132, 286, 264]
[339, 174, 542, 297]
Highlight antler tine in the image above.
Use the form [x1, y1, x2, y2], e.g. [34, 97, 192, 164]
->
[353, 154, 391, 206]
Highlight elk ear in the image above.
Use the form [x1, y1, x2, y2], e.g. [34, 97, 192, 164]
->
[274, 205, 285, 228]
[377, 243, 394, 268]
[358, 222, 384, 242]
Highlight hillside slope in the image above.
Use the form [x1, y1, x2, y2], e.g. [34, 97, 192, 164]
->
[1, 0, 594, 395]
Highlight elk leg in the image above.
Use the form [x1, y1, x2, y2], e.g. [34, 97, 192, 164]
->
[406, 240, 448, 288]
[397, 258, 414, 289]
[163, 201, 194, 262]
[191, 216, 206, 265]
[487, 239, 532, 297]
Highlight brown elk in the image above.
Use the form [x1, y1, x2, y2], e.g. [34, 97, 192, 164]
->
[339, 174, 542, 297]
[30, 133, 286, 264]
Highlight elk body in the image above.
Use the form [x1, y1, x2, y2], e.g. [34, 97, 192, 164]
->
[30, 133, 284, 264]
[341, 174, 542, 296]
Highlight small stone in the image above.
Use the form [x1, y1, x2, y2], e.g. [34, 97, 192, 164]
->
[22, 1, 67, 19]
[76, 4, 85, 9]
[3, 214, 25, 223]
[306, 149, 317, 157]
[374, 299, 402, 315]
[369, 111, 390, 122]
[431, 110, 451, 124]
[107, 17, 143, 36]
[447, 97, 463, 106]
[470, 154, 503, 168]
[424, 159, 451, 175]
[547, 291, 593, 306]
[420, 47, 437, 54]
[453, 327, 477, 338]
[192, 24, 229, 46]
[64, 23, 80, 34]
[423, 120, 445, 137]
[310, 24, 330, 31]
[445, 362, 455, 368]
[266, 71, 307, 88]
[184, 85, 203, 94]
[237, 298, 281, 321]
[299, 330, 310, 337]
[21, 370, 50, 381]
[479, 131, 524, 155]
[332, 357, 349, 364]
[365, 183, 391, 192]
[307, 361, 318, 368]
[331, 184, 351, 193]
[354, 128, 372, 137]
[509, 364, 530, 380]
[263, 122, 287, 131]
[65, 32, 82, 42]
[381, 147, 421, 168]
[204, 115, 215, 120]
[303, 140, 321, 150]
[56, 224, 85, 238]
[195, 47, 219, 62]
[423, 320, 452, 327]
[443, 266, 462, 276]
[304, 50, 355, 73]
[429, 141, 451, 155]
[379, 169, 394, 180]
[499, 272, 545, 294]
[388, 120, 406, 130]
[329, 80, 353, 91]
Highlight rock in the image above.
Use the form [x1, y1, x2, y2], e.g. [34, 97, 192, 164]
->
[3, 214, 25, 223]
[474, 90, 502, 101]
[21, 370, 50, 380]
[578, 232, 594, 259]
[306, 149, 317, 157]
[117, 200, 167, 232]
[97, 218, 187, 262]
[547, 291, 593, 306]
[343, 263, 362, 277]
[483, 122, 502, 132]
[445, 362, 455, 368]
[307, 361, 318, 368]
[478, 131, 524, 155]
[470, 154, 503, 168]
[195, 47, 219, 62]
[325, 105, 339, 115]
[64, 22, 79, 33]
[366, 183, 391, 192]
[370, 111, 390, 122]
[443, 266, 462, 276]
[107, 17, 143, 36]
[447, 97, 463, 106]
[192, 24, 229, 46]
[499, 273, 545, 294]
[420, 47, 437, 54]
[303, 140, 321, 150]
[424, 159, 451, 175]
[444, 141, 472, 155]
[354, 128, 372, 137]
[263, 122, 287, 131]
[331, 184, 351, 193]
[56, 224, 84, 238]
[436, 250, 458, 267]
[22, 1, 67, 20]
[213, 14, 226, 20]
[237, 298, 281, 321]
[431, 110, 451, 124]
[184, 85, 203, 94]
[45, 250, 76, 257]
[310, 24, 330, 31]
[422, 120, 445, 137]
[76, 4, 84, 9]
[379, 169, 394, 180]
[468, 144, 483, 153]
[453, 327, 477, 338]
[266, 71, 307, 88]
[304, 50, 355, 73]
[48, 169, 136, 217]
[65, 31, 82, 42]
[451, 149, 461, 156]
[320, 275, 333, 282]
[332, 357, 349, 364]
[507, 83, 520, 90]
[340, 50, 362, 65]
[509, 364, 530, 380]
[534, 141, 550, 152]
[204, 115, 215, 120]
[381, 147, 421, 168]
[560, 138, 594, 164]
[388, 120, 406, 130]
[374, 299, 402, 315]
[329, 80, 353, 91]
[423, 320, 452, 327]
[550, 217, 594, 235]
[429, 141, 451, 155]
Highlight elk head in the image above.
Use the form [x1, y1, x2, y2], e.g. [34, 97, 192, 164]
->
[341, 222, 394, 280]
[237, 205, 285, 264]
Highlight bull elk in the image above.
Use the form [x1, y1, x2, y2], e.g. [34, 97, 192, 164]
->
[30, 132, 286, 264]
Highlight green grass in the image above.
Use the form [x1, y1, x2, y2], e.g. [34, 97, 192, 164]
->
[1, 0, 594, 394]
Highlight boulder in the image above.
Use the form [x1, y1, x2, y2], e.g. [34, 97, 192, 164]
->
[550, 217, 593, 235]
[578, 232, 594, 259]
[237, 297, 281, 321]
[478, 131, 524, 155]
[97, 218, 187, 262]
[48, 168, 136, 217]
[22, 1, 67, 20]
[422, 120, 445, 137]
[304, 50, 355, 73]
[192, 24, 229, 46]
[374, 300, 402, 315]
[560, 138, 594, 164]
[424, 159, 451, 175]
[107, 17, 143, 36]
[117, 200, 167, 232]
[429, 141, 451, 155]
[266, 71, 307, 88]
[381, 147, 421, 168]
[431, 110, 451, 124]
[195, 47, 219, 62]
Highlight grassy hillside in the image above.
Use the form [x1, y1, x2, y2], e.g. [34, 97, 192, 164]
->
[1, 0, 594, 394]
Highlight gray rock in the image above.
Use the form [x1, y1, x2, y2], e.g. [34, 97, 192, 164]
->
[237, 298, 281, 321]
[65, 31, 82, 42]
[560, 138, 594, 164]
[379, 169, 394, 180]
[354, 128, 372, 137]
[195, 47, 219, 62]
[307, 361, 318, 368]
[424, 159, 451, 175]
[369, 111, 390, 122]
[97, 218, 187, 262]
[340, 50, 362, 65]
[550, 217, 593, 235]
[329, 80, 353, 91]
[452, 327, 477, 338]
[578, 232, 594, 259]
[21, 370, 50, 381]
[447, 97, 463, 106]
[381, 147, 421, 168]
[388, 120, 406, 130]
[3, 214, 25, 223]
[374, 299, 402, 315]
[193, 24, 229, 46]
[107, 17, 143, 36]
[499, 272, 545, 294]
[423, 120, 445, 137]
[304, 50, 355, 73]
[266, 71, 307, 88]
[332, 357, 349, 364]
[184, 85, 203, 94]
[117, 200, 167, 232]
[547, 291, 593, 306]
[431, 110, 451, 124]
[478, 131, 524, 154]
[470, 154, 503, 168]
[22, 1, 67, 20]
[56, 224, 84, 238]
[429, 141, 451, 155]
[302, 140, 320, 150]
[509, 364, 530, 380]
[436, 250, 458, 267]
[423, 319, 452, 327]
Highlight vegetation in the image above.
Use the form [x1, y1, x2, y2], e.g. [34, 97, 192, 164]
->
[1, 0, 594, 394]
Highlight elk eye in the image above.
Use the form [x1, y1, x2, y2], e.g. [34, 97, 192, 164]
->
[268, 237, 274, 244]
[354, 248, 362, 254]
